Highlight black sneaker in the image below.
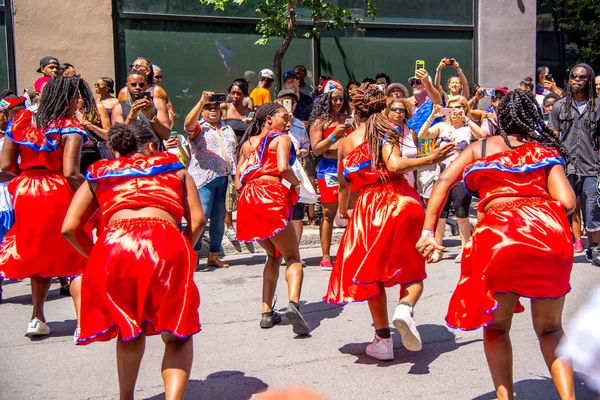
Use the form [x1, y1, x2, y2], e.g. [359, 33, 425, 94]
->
[260, 311, 281, 329]
[285, 302, 310, 336]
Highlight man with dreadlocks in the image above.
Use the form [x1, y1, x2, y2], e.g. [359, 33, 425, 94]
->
[417, 89, 576, 400]
[549, 63, 600, 263]
[323, 83, 454, 361]
[0, 76, 94, 339]
[235, 102, 310, 337]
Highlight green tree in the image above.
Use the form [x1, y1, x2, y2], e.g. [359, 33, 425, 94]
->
[200, 0, 378, 92]
[545, 0, 600, 67]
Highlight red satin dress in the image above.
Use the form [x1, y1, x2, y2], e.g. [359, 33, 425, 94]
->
[236, 131, 298, 243]
[0, 109, 89, 280]
[324, 141, 426, 304]
[448, 142, 573, 331]
[77, 152, 201, 345]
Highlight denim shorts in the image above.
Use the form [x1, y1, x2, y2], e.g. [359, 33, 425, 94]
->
[568, 175, 600, 232]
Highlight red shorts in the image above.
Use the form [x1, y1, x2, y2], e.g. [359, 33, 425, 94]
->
[318, 178, 339, 204]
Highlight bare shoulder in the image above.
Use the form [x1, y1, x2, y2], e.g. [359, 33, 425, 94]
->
[153, 85, 168, 100]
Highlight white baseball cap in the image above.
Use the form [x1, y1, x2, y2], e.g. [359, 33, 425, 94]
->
[259, 69, 275, 80]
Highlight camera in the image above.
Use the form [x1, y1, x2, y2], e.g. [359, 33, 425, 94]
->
[443, 58, 455, 65]
[210, 93, 227, 102]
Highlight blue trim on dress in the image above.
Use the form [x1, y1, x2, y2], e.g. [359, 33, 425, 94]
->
[343, 160, 372, 181]
[5, 120, 88, 152]
[85, 161, 184, 181]
[239, 132, 295, 184]
[77, 320, 201, 345]
[463, 156, 564, 197]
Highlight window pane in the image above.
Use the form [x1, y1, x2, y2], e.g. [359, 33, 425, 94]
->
[340, 0, 473, 25]
[0, 12, 8, 90]
[118, 20, 312, 130]
[320, 29, 473, 90]
[120, 0, 261, 18]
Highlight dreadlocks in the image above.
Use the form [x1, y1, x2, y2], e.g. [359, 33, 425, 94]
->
[237, 102, 283, 155]
[497, 89, 569, 162]
[351, 82, 397, 173]
[35, 75, 98, 132]
[563, 63, 597, 132]
[308, 91, 349, 128]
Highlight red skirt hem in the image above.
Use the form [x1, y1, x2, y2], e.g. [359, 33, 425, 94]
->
[77, 320, 201, 345]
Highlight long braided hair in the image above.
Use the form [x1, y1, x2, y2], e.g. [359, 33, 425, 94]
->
[351, 82, 397, 174]
[496, 89, 569, 162]
[35, 75, 98, 132]
[563, 63, 597, 133]
[308, 90, 349, 128]
[236, 102, 284, 155]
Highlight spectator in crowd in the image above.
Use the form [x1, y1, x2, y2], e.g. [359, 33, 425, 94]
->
[94, 77, 119, 120]
[479, 87, 508, 137]
[221, 79, 254, 141]
[362, 77, 376, 84]
[250, 69, 274, 107]
[294, 64, 314, 99]
[309, 79, 352, 271]
[153, 65, 163, 86]
[76, 89, 113, 165]
[34, 56, 59, 95]
[184, 91, 237, 269]
[283, 70, 312, 124]
[111, 71, 171, 141]
[434, 58, 470, 104]
[419, 96, 483, 263]
[346, 80, 360, 115]
[542, 92, 560, 123]
[385, 83, 409, 101]
[385, 97, 418, 187]
[277, 89, 311, 263]
[316, 75, 331, 96]
[405, 68, 442, 206]
[549, 63, 600, 261]
[518, 77, 534, 93]
[595, 75, 600, 98]
[375, 72, 391, 90]
[61, 63, 76, 77]
[535, 66, 563, 105]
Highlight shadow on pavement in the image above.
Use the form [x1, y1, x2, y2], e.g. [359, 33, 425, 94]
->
[276, 300, 344, 335]
[471, 376, 596, 400]
[0, 288, 65, 306]
[338, 324, 481, 372]
[144, 371, 268, 400]
[196, 254, 267, 272]
[25, 319, 77, 341]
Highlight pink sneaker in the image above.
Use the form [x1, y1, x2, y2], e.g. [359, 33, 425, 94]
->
[574, 239, 584, 253]
[320, 260, 333, 271]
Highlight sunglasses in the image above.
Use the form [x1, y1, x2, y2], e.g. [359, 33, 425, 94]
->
[130, 64, 150, 71]
[411, 80, 422, 86]
[571, 73, 588, 80]
[282, 71, 297, 80]
[493, 94, 505, 100]
[155, 75, 163, 79]
[128, 82, 145, 88]
[203, 105, 219, 111]
[390, 107, 406, 113]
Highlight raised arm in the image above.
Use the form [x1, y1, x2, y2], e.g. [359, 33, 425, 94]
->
[434, 59, 447, 99]
[382, 139, 455, 175]
[184, 91, 212, 133]
[418, 105, 444, 139]
[417, 68, 442, 105]
[451, 59, 470, 99]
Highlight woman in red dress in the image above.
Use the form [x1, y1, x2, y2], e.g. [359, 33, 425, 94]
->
[0, 76, 95, 338]
[323, 83, 454, 361]
[416, 90, 575, 399]
[236, 102, 309, 336]
[62, 123, 204, 399]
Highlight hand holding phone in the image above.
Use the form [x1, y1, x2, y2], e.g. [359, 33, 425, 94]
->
[209, 93, 227, 102]
[545, 74, 553, 82]
[443, 58, 454, 66]
[344, 118, 355, 128]
[282, 99, 293, 112]
[439, 108, 453, 116]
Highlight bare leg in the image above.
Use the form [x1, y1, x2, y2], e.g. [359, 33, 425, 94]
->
[457, 217, 472, 247]
[531, 298, 575, 400]
[572, 198, 582, 241]
[270, 224, 303, 303]
[161, 333, 193, 400]
[70, 276, 82, 328]
[367, 283, 388, 330]
[399, 282, 423, 306]
[31, 276, 52, 322]
[436, 218, 446, 246]
[292, 220, 303, 247]
[483, 293, 519, 400]
[116, 333, 146, 400]
[319, 202, 338, 263]
[256, 238, 282, 313]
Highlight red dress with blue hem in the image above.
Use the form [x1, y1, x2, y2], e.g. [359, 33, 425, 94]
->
[448, 142, 573, 331]
[0, 109, 89, 280]
[323, 141, 426, 305]
[236, 131, 298, 243]
[77, 152, 201, 345]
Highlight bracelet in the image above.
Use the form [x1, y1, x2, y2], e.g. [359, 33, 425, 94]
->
[422, 229, 434, 237]
[328, 135, 337, 143]
[464, 118, 471, 124]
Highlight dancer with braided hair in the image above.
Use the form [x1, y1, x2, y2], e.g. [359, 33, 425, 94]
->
[417, 89, 576, 400]
[0, 76, 92, 338]
[236, 102, 310, 336]
[323, 83, 454, 361]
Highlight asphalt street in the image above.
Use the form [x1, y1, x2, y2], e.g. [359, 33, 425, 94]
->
[1, 238, 598, 400]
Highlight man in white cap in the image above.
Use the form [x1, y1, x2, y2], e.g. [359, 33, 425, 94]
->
[250, 68, 274, 107]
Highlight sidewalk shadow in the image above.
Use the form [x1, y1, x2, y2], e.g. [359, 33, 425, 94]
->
[195, 255, 267, 272]
[27, 319, 77, 341]
[471, 376, 596, 399]
[277, 300, 344, 336]
[0, 287, 66, 306]
[339, 324, 481, 373]
[144, 371, 268, 400]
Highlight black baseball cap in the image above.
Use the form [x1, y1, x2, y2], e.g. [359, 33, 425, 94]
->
[37, 56, 60, 73]
[277, 89, 299, 102]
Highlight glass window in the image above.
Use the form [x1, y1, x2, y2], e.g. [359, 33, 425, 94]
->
[121, 0, 262, 18]
[118, 20, 312, 130]
[0, 11, 8, 90]
[319, 29, 473, 89]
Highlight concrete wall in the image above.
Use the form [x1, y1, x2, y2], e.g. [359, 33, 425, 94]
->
[12, 0, 114, 92]
[477, 0, 537, 90]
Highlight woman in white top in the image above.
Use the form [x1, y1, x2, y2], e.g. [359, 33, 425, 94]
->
[386, 98, 418, 188]
[418, 95, 483, 263]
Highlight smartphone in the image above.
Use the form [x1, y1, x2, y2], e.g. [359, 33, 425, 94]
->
[415, 60, 425, 75]
[282, 99, 293, 112]
[209, 93, 227, 102]
[546, 74, 553, 81]
[439, 107, 453, 116]
[443, 58, 455, 65]
[344, 118, 355, 128]
[247, 111, 255, 120]
[377, 83, 385, 91]
[169, 131, 178, 139]
[142, 90, 153, 101]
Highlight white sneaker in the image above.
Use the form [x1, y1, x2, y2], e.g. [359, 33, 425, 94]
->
[455, 248, 463, 263]
[25, 318, 51, 337]
[392, 304, 422, 351]
[73, 328, 81, 343]
[365, 333, 394, 361]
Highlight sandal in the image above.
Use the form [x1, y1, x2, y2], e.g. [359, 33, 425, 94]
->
[428, 250, 443, 264]
[207, 256, 230, 269]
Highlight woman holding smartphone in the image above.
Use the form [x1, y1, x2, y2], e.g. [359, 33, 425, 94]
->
[418, 96, 483, 263]
[308, 79, 352, 271]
